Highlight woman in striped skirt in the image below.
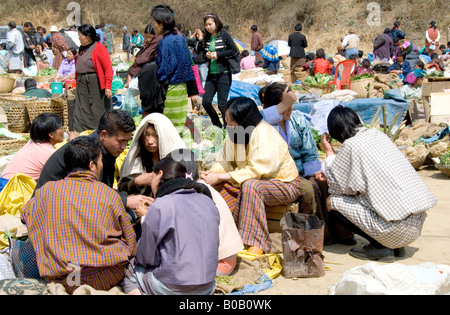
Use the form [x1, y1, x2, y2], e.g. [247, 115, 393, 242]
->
[201, 97, 303, 255]
[152, 5, 194, 134]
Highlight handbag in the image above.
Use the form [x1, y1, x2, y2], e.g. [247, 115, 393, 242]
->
[227, 52, 241, 75]
[185, 44, 205, 97]
[280, 213, 325, 278]
[0, 217, 41, 280]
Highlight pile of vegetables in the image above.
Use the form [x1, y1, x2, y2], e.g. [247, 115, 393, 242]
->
[352, 73, 374, 81]
[427, 70, 445, 78]
[439, 151, 450, 166]
[37, 67, 57, 76]
[303, 73, 333, 86]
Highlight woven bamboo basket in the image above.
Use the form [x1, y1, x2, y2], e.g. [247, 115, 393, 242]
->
[351, 78, 373, 98]
[0, 76, 17, 93]
[25, 97, 66, 127]
[436, 164, 450, 177]
[32, 74, 56, 83]
[0, 95, 31, 133]
[0, 136, 27, 157]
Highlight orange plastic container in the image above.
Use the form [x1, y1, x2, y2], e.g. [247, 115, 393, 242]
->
[64, 79, 77, 91]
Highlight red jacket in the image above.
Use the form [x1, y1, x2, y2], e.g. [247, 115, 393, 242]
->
[314, 58, 332, 75]
[75, 42, 113, 91]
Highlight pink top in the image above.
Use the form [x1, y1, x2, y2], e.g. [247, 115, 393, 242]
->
[1, 141, 56, 181]
[240, 56, 256, 70]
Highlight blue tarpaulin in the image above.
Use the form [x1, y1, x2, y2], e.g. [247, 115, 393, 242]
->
[294, 90, 410, 129]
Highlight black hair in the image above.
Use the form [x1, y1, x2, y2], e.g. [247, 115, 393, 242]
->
[203, 13, 224, 34]
[306, 53, 315, 61]
[97, 110, 136, 137]
[429, 21, 437, 30]
[393, 37, 400, 44]
[295, 23, 303, 32]
[78, 24, 100, 42]
[8, 21, 16, 29]
[358, 50, 363, 58]
[361, 59, 371, 68]
[68, 47, 77, 56]
[440, 44, 446, 50]
[166, 149, 199, 181]
[393, 21, 401, 28]
[64, 136, 102, 174]
[262, 82, 287, 109]
[30, 113, 63, 144]
[251, 25, 258, 32]
[415, 61, 425, 70]
[151, 5, 176, 36]
[397, 50, 407, 59]
[0, 43, 5, 50]
[327, 105, 363, 143]
[152, 156, 187, 186]
[226, 97, 262, 127]
[24, 78, 37, 90]
[384, 28, 391, 34]
[316, 49, 326, 59]
[348, 55, 358, 60]
[241, 50, 249, 57]
[139, 122, 157, 173]
[24, 22, 33, 28]
[430, 53, 439, 59]
[144, 23, 155, 35]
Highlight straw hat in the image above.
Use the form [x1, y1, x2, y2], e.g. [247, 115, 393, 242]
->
[49, 25, 59, 33]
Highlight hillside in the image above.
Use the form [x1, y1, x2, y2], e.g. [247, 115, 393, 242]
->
[1, 0, 448, 56]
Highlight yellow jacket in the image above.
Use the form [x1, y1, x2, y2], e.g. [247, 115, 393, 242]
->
[210, 121, 299, 187]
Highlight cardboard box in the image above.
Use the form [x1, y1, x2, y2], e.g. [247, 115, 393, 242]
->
[430, 115, 450, 125]
[430, 92, 450, 116]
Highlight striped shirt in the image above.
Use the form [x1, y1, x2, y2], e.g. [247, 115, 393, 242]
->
[22, 171, 137, 281]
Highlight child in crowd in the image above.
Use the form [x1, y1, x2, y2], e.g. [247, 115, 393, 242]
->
[355, 59, 374, 76]
[240, 49, 256, 70]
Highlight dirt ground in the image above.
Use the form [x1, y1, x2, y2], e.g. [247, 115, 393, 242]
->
[258, 166, 450, 295]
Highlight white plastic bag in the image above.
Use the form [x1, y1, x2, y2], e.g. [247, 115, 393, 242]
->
[329, 262, 450, 295]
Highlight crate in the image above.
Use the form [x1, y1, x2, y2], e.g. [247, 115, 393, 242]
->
[267, 202, 299, 233]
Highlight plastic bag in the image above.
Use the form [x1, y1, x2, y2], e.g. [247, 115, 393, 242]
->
[0, 174, 36, 218]
[330, 262, 450, 295]
[123, 90, 139, 117]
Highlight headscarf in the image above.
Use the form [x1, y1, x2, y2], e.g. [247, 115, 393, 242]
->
[399, 40, 413, 55]
[403, 69, 426, 85]
[119, 113, 187, 179]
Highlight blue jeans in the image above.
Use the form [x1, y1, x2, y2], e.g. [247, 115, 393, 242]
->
[346, 48, 359, 59]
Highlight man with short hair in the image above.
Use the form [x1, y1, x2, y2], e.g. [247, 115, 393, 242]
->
[35, 110, 153, 219]
[250, 25, 264, 66]
[6, 21, 24, 74]
[21, 78, 52, 98]
[122, 27, 131, 61]
[288, 23, 308, 83]
[22, 136, 137, 294]
[22, 22, 37, 67]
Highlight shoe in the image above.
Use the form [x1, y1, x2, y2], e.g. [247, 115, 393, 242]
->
[349, 244, 395, 263]
[394, 247, 406, 257]
[247, 246, 264, 256]
[338, 236, 357, 246]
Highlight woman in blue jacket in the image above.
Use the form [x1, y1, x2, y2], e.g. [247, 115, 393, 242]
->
[152, 5, 194, 132]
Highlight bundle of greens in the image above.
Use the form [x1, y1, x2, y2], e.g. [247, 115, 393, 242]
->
[427, 71, 445, 78]
[440, 151, 450, 166]
[37, 67, 57, 76]
[303, 73, 333, 86]
[352, 73, 374, 81]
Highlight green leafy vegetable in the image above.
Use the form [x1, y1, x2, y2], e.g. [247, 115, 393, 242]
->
[37, 67, 57, 76]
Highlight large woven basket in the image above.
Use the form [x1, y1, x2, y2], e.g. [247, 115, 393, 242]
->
[0, 76, 17, 93]
[32, 74, 56, 83]
[0, 95, 31, 133]
[351, 78, 373, 98]
[0, 136, 27, 157]
[436, 164, 450, 178]
[25, 97, 66, 127]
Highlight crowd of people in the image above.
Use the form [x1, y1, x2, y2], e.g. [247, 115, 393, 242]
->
[0, 5, 443, 295]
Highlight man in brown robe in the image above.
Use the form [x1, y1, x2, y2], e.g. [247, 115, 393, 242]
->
[251, 25, 264, 67]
